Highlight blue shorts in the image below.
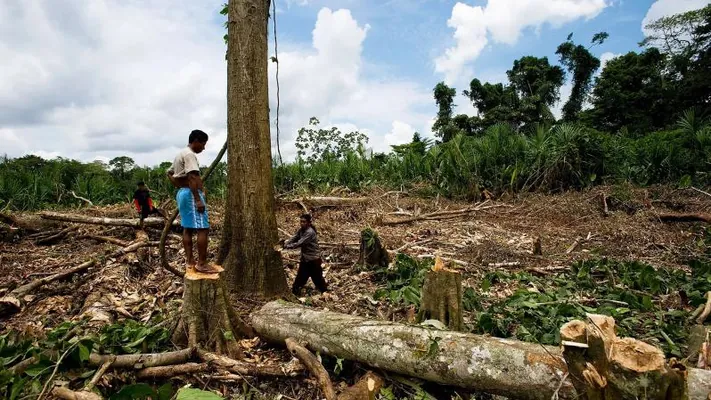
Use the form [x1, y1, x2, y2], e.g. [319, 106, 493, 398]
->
[176, 188, 209, 229]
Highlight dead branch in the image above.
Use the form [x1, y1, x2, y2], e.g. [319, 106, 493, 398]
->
[51, 387, 102, 400]
[697, 291, 711, 325]
[416, 254, 469, 267]
[76, 235, 130, 247]
[35, 226, 79, 245]
[135, 362, 208, 379]
[70, 191, 94, 207]
[89, 348, 195, 369]
[39, 211, 176, 228]
[84, 356, 114, 393]
[691, 186, 711, 198]
[655, 212, 711, 224]
[381, 203, 503, 226]
[488, 261, 521, 268]
[197, 349, 303, 377]
[285, 338, 337, 400]
[283, 197, 369, 210]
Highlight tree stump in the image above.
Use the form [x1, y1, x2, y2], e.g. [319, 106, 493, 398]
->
[172, 266, 251, 360]
[357, 228, 389, 269]
[560, 314, 689, 399]
[417, 257, 464, 331]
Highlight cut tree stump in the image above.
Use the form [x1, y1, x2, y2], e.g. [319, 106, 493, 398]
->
[357, 228, 389, 269]
[417, 257, 464, 331]
[560, 314, 706, 400]
[251, 301, 711, 400]
[171, 266, 251, 360]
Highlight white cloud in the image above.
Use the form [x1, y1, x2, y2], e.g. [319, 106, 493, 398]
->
[268, 8, 433, 159]
[599, 52, 621, 70]
[434, 3, 487, 84]
[0, 2, 433, 165]
[435, 0, 608, 84]
[642, 0, 709, 35]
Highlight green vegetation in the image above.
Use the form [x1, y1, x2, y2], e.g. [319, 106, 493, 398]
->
[0, 318, 172, 399]
[373, 246, 711, 359]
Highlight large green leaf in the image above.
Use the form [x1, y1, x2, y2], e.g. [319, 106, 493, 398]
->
[176, 388, 223, 400]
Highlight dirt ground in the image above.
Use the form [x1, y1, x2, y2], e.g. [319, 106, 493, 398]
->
[1, 185, 709, 398]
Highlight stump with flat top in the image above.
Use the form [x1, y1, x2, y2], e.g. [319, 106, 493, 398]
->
[417, 258, 464, 331]
[172, 264, 252, 360]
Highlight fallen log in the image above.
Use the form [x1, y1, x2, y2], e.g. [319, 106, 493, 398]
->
[39, 211, 177, 228]
[251, 301, 711, 400]
[655, 212, 711, 224]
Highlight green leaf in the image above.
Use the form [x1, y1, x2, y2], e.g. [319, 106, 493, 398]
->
[157, 383, 174, 400]
[109, 383, 156, 400]
[223, 331, 234, 341]
[80, 369, 96, 379]
[176, 388, 224, 400]
[78, 343, 90, 363]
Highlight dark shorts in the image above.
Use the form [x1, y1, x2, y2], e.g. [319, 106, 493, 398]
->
[140, 207, 160, 219]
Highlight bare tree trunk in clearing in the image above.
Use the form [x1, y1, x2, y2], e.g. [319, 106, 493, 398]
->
[218, 0, 288, 297]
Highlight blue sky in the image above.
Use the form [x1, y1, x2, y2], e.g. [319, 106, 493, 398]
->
[0, 0, 708, 165]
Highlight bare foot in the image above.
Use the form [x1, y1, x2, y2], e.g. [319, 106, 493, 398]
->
[195, 262, 220, 274]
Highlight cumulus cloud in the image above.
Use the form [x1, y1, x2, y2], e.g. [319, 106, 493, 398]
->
[642, 0, 709, 35]
[0, 1, 433, 165]
[599, 52, 621, 70]
[268, 8, 433, 160]
[435, 0, 608, 84]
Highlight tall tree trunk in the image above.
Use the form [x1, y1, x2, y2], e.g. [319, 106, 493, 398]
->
[219, 0, 288, 297]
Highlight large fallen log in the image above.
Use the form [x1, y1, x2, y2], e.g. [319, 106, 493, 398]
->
[39, 212, 178, 228]
[251, 301, 711, 400]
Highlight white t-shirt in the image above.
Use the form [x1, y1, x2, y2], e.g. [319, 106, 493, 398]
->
[168, 147, 200, 178]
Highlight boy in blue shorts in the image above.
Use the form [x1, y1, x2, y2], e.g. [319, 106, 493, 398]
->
[167, 130, 218, 273]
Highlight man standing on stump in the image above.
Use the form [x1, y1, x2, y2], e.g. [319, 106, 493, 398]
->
[167, 130, 219, 274]
[283, 214, 328, 295]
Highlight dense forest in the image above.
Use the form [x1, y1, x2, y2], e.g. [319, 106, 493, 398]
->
[1, 5, 709, 211]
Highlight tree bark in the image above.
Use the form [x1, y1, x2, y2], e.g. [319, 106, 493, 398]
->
[39, 212, 176, 228]
[357, 229, 389, 269]
[560, 314, 697, 399]
[338, 371, 384, 400]
[218, 0, 288, 297]
[250, 301, 711, 400]
[418, 268, 464, 331]
[171, 271, 250, 360]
